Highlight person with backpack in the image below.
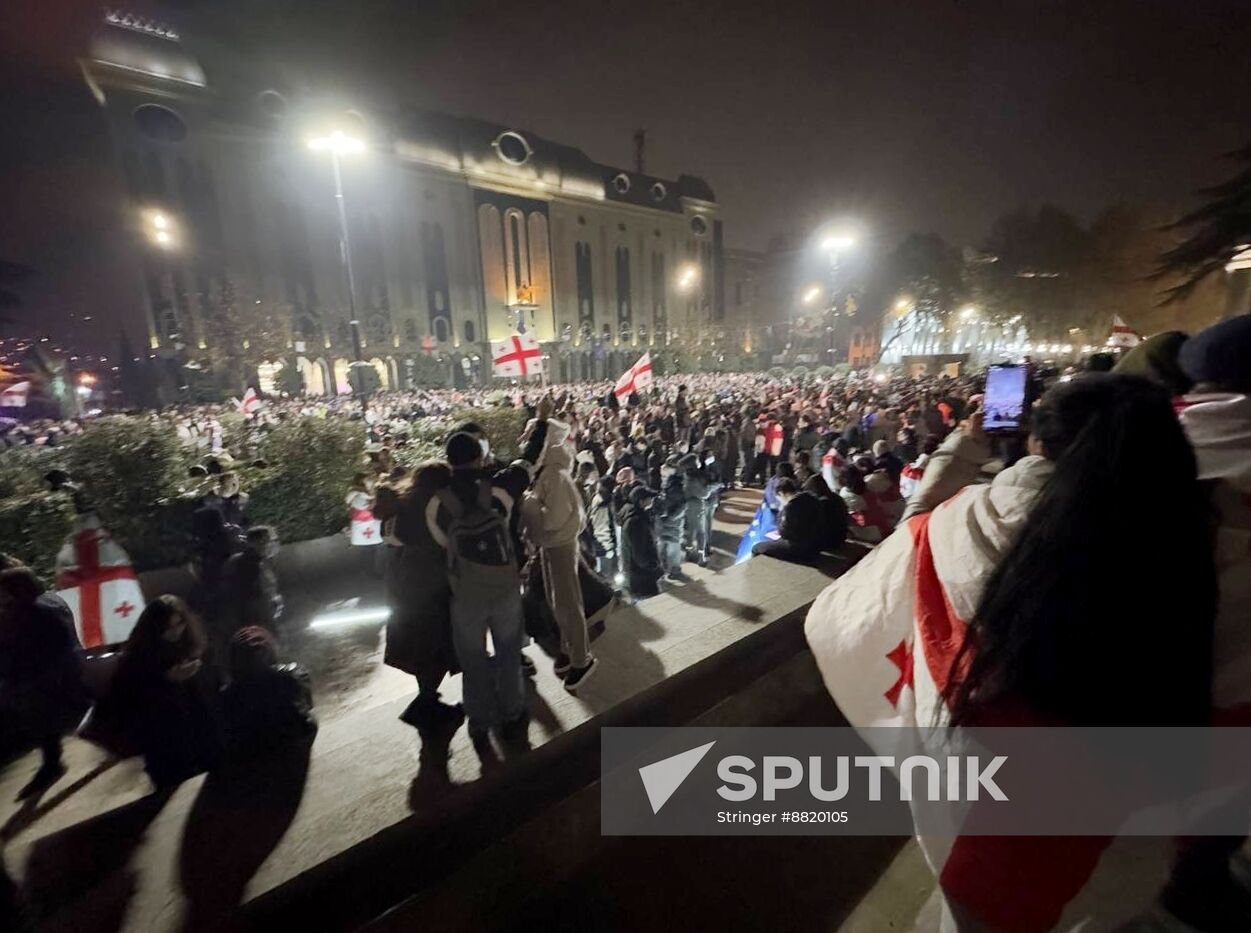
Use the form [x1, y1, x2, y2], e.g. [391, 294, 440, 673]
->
[426, 433, 527, 752]
[521, 420, 598, 693]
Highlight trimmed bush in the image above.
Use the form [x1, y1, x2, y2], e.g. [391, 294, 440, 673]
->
[0, 446, 55, 500]
[450, 406, 527, 462]
[61, 417, 192, 524]
[0, 492, 76, 580]
[247, 417, 365, 542]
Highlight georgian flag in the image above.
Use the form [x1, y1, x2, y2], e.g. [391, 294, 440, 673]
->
[805, 480, 1172, 931]
[349, 507, 382, 546]
[239, 387, 262, 416]
[614, 352, 654, 400]
[55, 513, 146, 648]
[0, 380, 31, 408]
[1106, 315, 1140, 349]
[491, 333, 543, 377]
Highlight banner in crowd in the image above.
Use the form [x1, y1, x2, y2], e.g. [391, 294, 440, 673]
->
[55, 513, 146, 648]
[614, 352, 654, 399]
[491, 333, 543, 377]
[0, 380, 31, 407]
[1106, 315, 1141, 349]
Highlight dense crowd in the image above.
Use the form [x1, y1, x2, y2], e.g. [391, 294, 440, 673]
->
[3, 312, 1250, 931]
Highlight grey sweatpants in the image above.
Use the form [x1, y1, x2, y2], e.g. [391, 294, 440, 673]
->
[541, 543, 590, 668]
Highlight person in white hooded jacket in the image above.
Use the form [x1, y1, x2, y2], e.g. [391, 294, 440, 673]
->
[521, 419, 599, 693]
[805, 374, 1218, 932]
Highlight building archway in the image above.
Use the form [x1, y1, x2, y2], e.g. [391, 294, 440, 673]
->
[297, 356, 326, 395]
[370, 357, 390, 389]
[332, 358, 351, 395]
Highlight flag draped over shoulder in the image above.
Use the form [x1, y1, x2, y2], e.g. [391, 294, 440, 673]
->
[804, 456, 1172, 932]
[55, 513, 146, 648]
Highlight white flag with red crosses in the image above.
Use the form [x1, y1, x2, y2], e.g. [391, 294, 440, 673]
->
[55, 514, 146, 648]
[349, 507, 382, 546]
[491, 333, 543, 378]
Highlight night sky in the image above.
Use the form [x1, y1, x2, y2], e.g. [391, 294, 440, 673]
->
[2, 0, 1251, 342]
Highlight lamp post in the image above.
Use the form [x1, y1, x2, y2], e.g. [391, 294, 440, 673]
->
[308, 129, 368, 412]
[818, 230, 857, 363]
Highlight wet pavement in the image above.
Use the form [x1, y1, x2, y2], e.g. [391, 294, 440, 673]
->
[283, 486, 762, 728]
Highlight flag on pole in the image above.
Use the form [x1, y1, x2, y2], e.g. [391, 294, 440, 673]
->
[238, 387, 262, 415]
[491, 332, 543, 377]
[1106, 315, 1141, 349]
[55, 513, 146, 648]
[0, 380, 31, 408]
[614, 352, 654, 399]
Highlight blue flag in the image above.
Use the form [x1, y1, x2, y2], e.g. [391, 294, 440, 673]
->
[735, 503, 778, 564]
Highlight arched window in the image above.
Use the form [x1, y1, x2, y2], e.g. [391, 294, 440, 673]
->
[463, 320, 476, 343]
[434, 318, 450, 342]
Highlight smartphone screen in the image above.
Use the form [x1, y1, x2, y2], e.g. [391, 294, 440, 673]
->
[983, 363, 1028, 432]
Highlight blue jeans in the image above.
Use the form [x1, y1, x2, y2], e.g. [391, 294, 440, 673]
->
[450, 583, 525, 732]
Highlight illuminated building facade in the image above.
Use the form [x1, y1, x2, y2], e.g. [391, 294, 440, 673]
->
[81, 11, 722, 389]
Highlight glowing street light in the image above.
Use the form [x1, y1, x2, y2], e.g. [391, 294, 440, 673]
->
[960, 305, 979, 321]
[307, 130, 367, 155]
[307, 126, 368, 411]
[145, 209, 178, 249]
[821, 233, 856, 252]
[802, 285, 822, 305]
[677, 263, 700, 292]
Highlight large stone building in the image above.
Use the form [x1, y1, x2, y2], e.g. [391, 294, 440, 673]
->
[80, 10, 725, 391]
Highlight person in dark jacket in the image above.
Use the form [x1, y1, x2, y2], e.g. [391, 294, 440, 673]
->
[107, 595, 223, 788]
[802, 474, 851, 552]
[388, 461, 462, 728]
[620, 486, 662, 599]
[752, 478, 827, 564]
[657, 463, 687, 580]
[0, 564, 90, 798]
[221, 626, 316, 763]
[219, 526, 282, 642]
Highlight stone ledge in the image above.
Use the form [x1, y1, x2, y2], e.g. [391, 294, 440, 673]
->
[5, 548, 864, 933]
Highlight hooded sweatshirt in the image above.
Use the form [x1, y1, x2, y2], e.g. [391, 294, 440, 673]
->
[522, 419, 586, 548]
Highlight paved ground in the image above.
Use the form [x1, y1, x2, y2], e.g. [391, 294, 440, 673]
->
[280, 485, 764, 729]
[3, 487, 840, 933]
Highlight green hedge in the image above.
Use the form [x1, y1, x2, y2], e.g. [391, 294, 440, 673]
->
[0, 407, 530, 572]
[0, 492, 76, 580]
[246, 417, 365, 542]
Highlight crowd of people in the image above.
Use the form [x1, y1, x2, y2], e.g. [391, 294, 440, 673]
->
[3, 311, 1249, 930]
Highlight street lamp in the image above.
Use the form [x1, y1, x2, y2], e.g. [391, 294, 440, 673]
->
[307, 128, 368, 411]
[802, 285, 822, 305]
[677, 263, 699, 292]
[144, 209, 178, 249]
[821, 233, 856, 252]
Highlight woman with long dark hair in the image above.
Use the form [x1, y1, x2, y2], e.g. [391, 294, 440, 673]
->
[806, 374, 1217, 931]
[108, 595, 223, 788]
[386, 461, 460, 728]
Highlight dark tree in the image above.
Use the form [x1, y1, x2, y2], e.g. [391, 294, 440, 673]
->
[1156, 144, 1251, 302]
